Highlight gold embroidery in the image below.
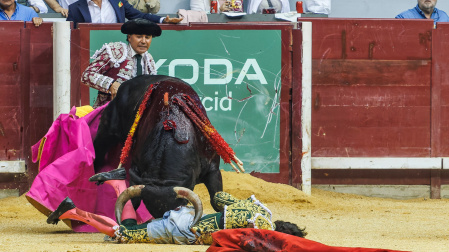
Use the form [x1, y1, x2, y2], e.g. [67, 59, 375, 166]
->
[191, 192, 275, 244]
[213, 191, 243, 211]
[193, 231, 214, 245]
[36, 137, 47, 168]
[191, 212, 221, 244]
[224, 201, 273, 230]
[117, 225, 151, 243]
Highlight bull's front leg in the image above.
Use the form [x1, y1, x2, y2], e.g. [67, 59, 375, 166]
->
[93, 116, 122, 173]
[93, 132, 120, 173]
[92, 103, 126, 173]
[201, 156, 223, 212]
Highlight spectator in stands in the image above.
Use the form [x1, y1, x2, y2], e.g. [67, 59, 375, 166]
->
[219, 1, 235, 12]
[396, 0, 449, 25]
[247, 0, 290, 14]
[18, 0, 48, 13]
[42, 0, 70, 17]
[0, 0, 43, 26]
[66, 0, 182, 27]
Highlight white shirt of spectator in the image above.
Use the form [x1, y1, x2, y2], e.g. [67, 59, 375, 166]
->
[58, 0, 78, 10]
[87, 0, 118, 23]
[247, 0, 290, 14]
[29, 0, 48, 13]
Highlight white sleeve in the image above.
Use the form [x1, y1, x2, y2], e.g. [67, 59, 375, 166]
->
[281, 0, 290, 13]
[190, 0, 210, 12]
[247, 0, 262, 14]
[28, 0, 49, 13]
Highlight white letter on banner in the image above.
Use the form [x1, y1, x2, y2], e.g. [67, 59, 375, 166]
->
[235, 59, 267, 84]
[202, 97, 214, 111]
[220, 91, 232, 111]
[154, 59, 167, 71]
[169, 59, 199, 84]
[204, 59, 233, 85]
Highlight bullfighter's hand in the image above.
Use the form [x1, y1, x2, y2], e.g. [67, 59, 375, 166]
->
[32, 17, 43, 27]
[220, 1, 232, 12]
[109, 81, 121, 99]
[163, 15, 183, 24]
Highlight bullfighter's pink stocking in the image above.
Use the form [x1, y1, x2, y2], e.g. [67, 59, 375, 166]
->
[104, 179, 127, 196]
[59, 208, 117, 237]
[104, 180, 137, 221]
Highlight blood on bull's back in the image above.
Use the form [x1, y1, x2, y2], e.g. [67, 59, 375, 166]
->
[130, 76, 215, 185]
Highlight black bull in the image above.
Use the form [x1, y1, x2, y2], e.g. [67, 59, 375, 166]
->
[93, 75, 227, 218]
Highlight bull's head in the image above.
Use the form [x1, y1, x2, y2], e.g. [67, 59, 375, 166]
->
[115, 185, 203, 228]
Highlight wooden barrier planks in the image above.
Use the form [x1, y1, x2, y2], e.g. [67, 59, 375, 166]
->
[431, 23, 449, 157]
[25, 22, 55, 192]
[313, 59, 431, 86]
[0, 22, 24, 161]
[296, 19, 434, 158]
[300, 18, 432, 60]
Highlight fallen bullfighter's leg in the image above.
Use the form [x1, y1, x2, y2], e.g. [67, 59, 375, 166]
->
[47, 197, 118, 237]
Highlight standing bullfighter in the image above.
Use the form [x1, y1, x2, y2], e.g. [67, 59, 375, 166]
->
[81, 18, 161, 108]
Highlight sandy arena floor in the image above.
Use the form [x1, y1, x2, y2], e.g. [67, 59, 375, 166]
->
[1, 171, 448, 252]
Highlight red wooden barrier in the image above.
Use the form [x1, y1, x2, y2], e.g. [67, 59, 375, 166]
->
[299, 18, 433, 158]
[291, 26, 303, 188]
[0, 22, 24, 162]
[432, 23, 449, 157]
[2, 18, 449, 196]
[294, 18, 448, 197]
[25, 22, 56, 192]
[0, 21, 80, 194]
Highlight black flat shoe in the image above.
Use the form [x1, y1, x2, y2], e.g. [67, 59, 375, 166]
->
[89, 168, 126, 185]
[47, 197, 76, 225]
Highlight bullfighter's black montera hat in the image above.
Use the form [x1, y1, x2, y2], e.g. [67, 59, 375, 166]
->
[121, 18, 162, 37]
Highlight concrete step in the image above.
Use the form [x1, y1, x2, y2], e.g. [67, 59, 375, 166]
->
[0, 161, 26, 173]
[0, 161, 26, 199]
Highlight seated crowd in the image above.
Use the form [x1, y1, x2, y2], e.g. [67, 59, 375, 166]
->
[0, 0, 182, 27]
[0, 0, 294, 28]
[2, 0, 449, 29]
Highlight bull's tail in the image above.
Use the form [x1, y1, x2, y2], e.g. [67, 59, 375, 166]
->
[173, 94, 244, 173]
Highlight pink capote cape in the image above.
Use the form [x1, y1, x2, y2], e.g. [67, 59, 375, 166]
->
[25, 104, 152, 232]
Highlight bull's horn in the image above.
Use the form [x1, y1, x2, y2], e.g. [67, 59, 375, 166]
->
[173, 187, 203, 228]
[115, 185, 145, 225]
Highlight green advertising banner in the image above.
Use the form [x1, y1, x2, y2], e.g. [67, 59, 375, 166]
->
[90, 29, 282, 173]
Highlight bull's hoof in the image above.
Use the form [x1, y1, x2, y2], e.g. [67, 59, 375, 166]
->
[89, 168, 127, 185]
[47, 197, 76, 225]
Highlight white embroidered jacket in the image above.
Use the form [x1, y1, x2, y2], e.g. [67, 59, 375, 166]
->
[81, 42, 157, 107]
